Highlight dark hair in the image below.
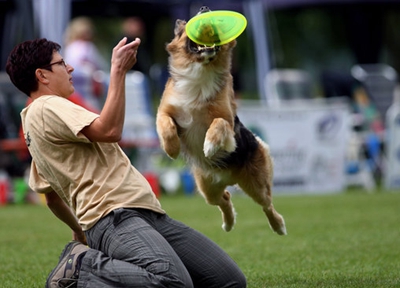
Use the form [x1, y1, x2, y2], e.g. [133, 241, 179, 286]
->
[5, 38, 61, 96]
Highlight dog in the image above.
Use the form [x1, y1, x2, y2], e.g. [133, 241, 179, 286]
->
[156, 7, 286, 235]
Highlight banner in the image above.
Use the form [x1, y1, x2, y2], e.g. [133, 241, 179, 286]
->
[237, 99, 351, 194]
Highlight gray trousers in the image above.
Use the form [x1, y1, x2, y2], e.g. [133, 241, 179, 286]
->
[78, 208, 247, 288]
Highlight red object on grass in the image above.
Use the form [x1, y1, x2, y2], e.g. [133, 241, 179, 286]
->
[143, 172, 160, 198]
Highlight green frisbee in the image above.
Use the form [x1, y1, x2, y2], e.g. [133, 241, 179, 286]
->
[185, 10, 247, 46]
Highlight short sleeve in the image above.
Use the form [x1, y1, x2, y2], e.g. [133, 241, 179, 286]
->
[29, 160, 53, 194]
[41, 96, 99, 142]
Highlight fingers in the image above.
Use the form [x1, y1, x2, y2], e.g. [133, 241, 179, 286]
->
[116, 37, 140, 49]
[114, 37, 141, 57]
[111, 37, 141, 71]
[124, 38, 141, 53]
[113, 37, 139, 53]
[115, 37, 128, 49]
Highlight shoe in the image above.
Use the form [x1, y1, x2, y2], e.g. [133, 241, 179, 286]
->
[46, 241, 89, 288]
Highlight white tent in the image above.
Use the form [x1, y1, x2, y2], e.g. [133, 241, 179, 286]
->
[33, 0, 71, 48]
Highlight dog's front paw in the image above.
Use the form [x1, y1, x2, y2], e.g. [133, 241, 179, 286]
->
[203, 119, 236, 158]
[203, 136, 236, 158]
[162, 136, 181, 159]
[157, 116, 181, 159]
[203, 139, 218, 158]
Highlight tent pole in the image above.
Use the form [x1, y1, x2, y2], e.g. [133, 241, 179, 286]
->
[243, 0, 271, 102]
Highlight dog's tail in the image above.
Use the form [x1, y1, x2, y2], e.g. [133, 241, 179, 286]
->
[264, 204, 287, 235]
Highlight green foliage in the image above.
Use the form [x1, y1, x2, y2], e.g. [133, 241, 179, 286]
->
[1, 190, 399, 287]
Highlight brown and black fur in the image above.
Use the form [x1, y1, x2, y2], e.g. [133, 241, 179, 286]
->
[156, 12, 286, 235]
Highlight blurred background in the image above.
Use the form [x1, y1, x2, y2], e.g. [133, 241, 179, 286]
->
[1, 0, 400, 204]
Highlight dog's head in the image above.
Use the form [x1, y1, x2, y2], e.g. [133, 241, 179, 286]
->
[166, 6, 236, 66]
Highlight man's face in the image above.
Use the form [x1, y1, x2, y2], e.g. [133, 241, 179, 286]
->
[42, 52, 75, 98]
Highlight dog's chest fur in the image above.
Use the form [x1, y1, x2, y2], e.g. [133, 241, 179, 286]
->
[170, 62, 225, 107]
[167, 62, 233, 165]
[168, 62, 227, 126]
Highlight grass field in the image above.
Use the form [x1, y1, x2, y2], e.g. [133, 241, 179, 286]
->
[0, 189, 399, 288]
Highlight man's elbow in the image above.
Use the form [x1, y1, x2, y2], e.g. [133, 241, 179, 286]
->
[45, 191, 61, 207]
[103, 129, 122, 142]
[81, 126, 123, 143]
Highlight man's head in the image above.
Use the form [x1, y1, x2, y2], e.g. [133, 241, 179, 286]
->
[6, 38, 68, 97]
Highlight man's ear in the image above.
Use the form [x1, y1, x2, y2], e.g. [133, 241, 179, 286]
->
[35, 68, 50, 84]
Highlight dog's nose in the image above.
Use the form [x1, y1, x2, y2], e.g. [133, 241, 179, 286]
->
[198, 6, 211, 14]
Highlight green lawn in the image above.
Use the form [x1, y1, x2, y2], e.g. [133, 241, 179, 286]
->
[0, 190, 399, 288]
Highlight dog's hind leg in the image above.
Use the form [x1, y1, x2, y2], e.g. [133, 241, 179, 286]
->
[238, 141, 287, 235]
[193, 169, 236, 232]
[218, 190, 236, 232]
[240, 178, 286, 235]
[263, 203, 287, 235]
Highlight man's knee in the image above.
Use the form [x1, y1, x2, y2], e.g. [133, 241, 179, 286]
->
[149, 260, 193, 288]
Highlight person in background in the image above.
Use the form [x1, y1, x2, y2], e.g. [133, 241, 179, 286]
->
[6, 36, 246, 288]
[121, 16, 152, 75]
[64, 17, 107, 110]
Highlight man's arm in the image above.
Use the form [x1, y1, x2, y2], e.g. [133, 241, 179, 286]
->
[81, 37, 141, 143]
[45, 191, 87, 245]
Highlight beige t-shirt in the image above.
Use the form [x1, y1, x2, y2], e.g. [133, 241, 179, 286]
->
[21, 95, 164, 230]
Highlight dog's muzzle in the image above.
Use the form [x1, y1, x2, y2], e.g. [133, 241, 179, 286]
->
[187, 6, 221, 59]
[188, 38, 220, 57]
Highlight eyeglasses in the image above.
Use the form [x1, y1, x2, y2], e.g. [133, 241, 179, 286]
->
[40, 59, 67, 69]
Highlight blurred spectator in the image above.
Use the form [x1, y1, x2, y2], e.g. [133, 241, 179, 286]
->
[64, 17, 107, 110]
[0, 95, 27, 177]
[121, 17, 152, 75]
[64, 17, 107, 72]
[321, 70, 358, 100]
[352, 87, 384, 135]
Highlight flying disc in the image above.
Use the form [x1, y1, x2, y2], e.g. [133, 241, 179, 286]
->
[185, 10, 247, 46]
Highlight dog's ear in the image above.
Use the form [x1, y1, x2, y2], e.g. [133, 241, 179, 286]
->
[174, 19, 186, 36]
[229, 39, 237, 49]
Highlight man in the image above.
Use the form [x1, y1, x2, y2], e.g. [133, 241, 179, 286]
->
[6, 37, 246, 288]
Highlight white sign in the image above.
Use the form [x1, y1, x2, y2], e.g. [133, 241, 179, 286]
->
[237, 99, 351, 194]
[122, 71, 158, 145]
